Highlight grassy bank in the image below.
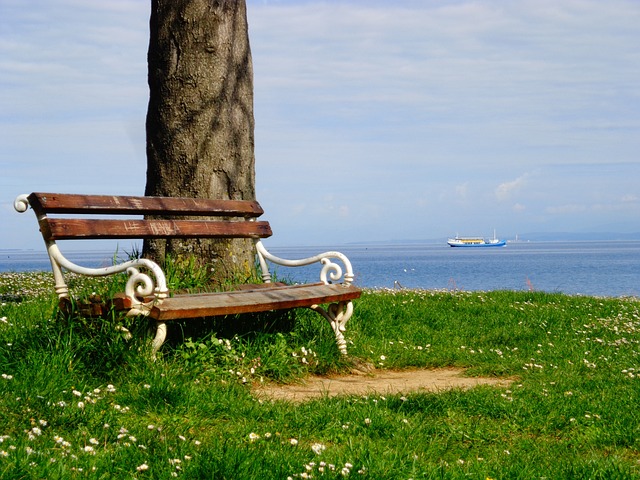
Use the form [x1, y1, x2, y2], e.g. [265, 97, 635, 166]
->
[1, 271, 640, 478]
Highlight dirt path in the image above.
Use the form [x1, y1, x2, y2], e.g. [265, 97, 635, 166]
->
[254, 367, 512, 403]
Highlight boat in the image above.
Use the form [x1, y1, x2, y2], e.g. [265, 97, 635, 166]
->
[447, 231, 506, 248]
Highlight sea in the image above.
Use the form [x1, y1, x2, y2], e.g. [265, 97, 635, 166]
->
[1, 241, 639, 298]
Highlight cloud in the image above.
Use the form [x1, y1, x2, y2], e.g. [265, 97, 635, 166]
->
[455, 182, 469, 198]
[495, 174, 530, 202]
[546, 204, 588, 215]
[621, 194, 638, 203]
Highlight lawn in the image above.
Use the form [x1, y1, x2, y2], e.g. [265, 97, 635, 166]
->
[1, 271, 640, 478]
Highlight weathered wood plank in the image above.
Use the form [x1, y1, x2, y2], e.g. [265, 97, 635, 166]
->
[28, 192, 264, 217]
[44, 219, 272, 240]
[150, 283, 362, 321]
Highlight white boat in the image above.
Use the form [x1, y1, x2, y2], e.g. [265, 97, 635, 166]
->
[447, 231, 506, 248]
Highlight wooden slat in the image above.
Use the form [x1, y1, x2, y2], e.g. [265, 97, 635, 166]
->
[43, 218, 272, 240]
[110, 283, 289, 311]
[28, 192, 264, 217]
[149, 283, 362, 321]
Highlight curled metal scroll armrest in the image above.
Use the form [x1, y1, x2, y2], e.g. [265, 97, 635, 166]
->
[255, 240, 354, 285]
[48, 245, 168, 313]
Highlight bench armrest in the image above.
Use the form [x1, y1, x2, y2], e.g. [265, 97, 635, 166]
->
[255, 240, 355, 286]
[48, 244, 169, 316]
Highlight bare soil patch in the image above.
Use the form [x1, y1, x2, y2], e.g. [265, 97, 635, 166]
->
[254, 367, 512, 403]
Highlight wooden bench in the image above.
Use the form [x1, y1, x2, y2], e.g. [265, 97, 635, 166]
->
[14, 192, 361, 355]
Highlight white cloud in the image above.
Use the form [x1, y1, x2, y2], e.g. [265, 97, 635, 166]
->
[455, 182, 469, 200]
[495, 174, 530, 202]
[546, 204, 588, 215]
[621, 194, 639, 203]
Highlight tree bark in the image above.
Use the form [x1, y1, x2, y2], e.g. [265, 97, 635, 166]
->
[144, 0, 256, 284]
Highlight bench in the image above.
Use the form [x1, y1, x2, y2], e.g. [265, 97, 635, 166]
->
[14, 192, 361, 355]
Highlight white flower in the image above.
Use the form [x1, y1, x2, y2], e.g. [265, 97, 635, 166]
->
[364, 418, 372, 425]
[311, 443, 326, 455]
[136, 463, 149, 471]
[248, 432, 260, 442]
[289, 438, 298, 446]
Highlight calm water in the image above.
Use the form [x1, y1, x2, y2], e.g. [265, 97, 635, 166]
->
[271, 241, 640, 297]
[2, 241, 639, 298]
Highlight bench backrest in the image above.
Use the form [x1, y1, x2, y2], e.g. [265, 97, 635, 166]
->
[27, 192, 272, 241]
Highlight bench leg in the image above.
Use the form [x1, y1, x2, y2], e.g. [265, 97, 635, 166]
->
[310, 300, 354, 356]
[151, 322, 168, 358]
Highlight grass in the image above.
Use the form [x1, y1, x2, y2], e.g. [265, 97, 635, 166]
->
[2, 269, 640, 478]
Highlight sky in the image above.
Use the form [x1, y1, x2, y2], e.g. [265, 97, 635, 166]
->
[1, 0, 639, 251]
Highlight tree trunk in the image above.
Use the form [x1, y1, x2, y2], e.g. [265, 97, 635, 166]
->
[144, 0, 256, 284]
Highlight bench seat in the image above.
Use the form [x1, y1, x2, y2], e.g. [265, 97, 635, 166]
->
[150, 283, 362, 321]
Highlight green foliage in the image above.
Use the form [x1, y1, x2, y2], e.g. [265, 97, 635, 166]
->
[159, 252, 270, 293]
[2, 272, 640, 478]
[161, 253, 213, 292]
